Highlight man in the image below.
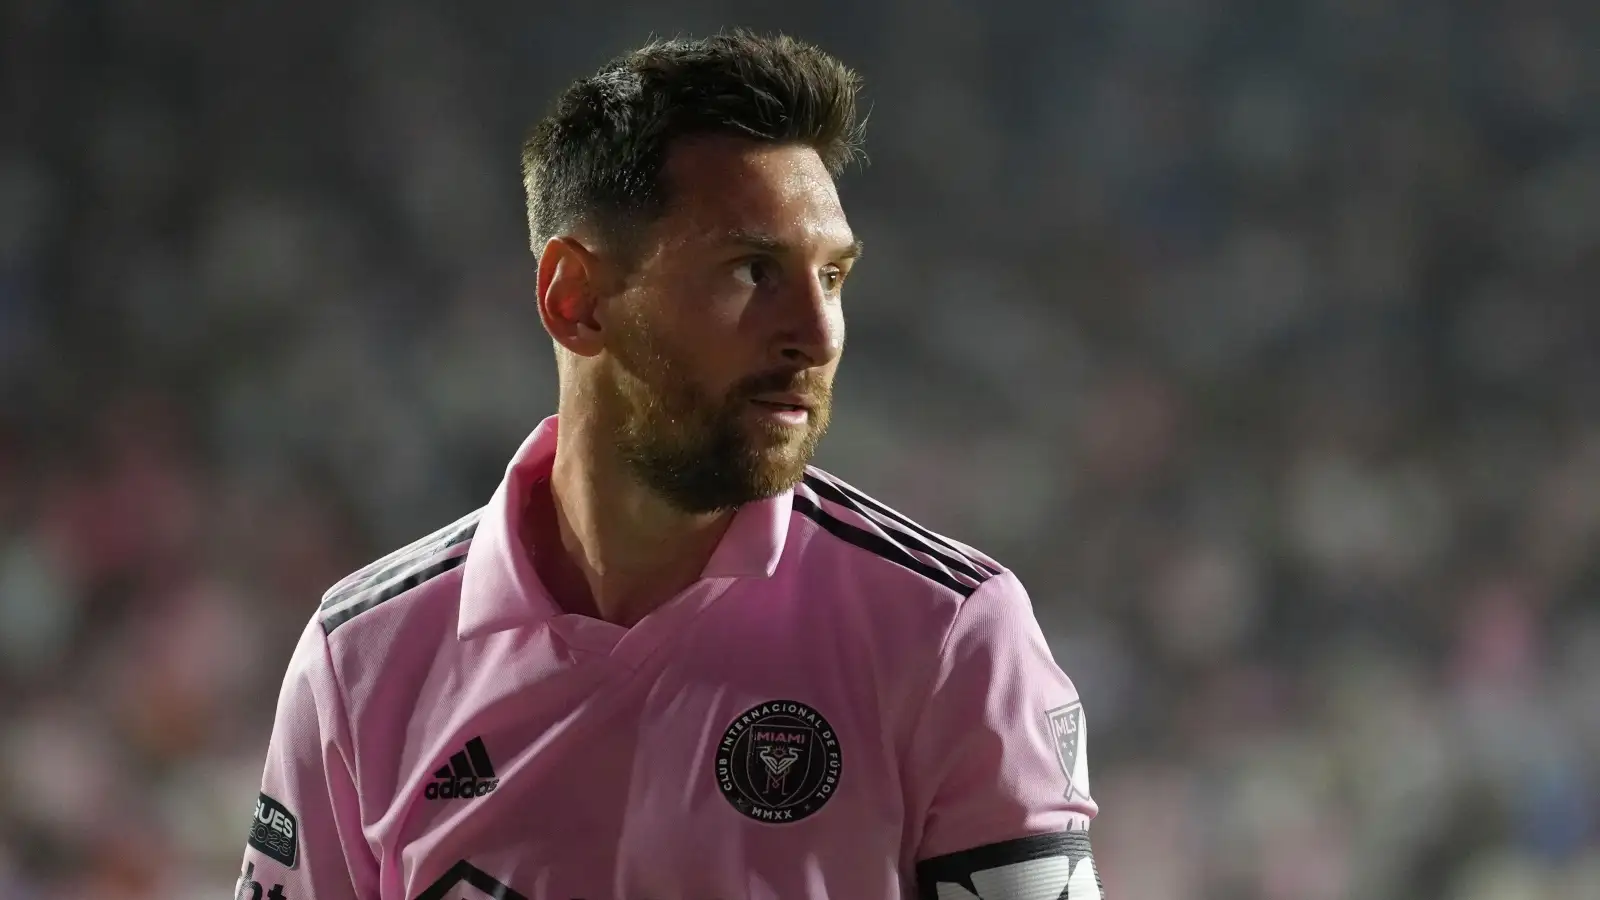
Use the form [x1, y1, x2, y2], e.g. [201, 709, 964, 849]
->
[236, 31, 1102, 900]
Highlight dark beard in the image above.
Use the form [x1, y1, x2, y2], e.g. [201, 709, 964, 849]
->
[606, 324, 831, 514]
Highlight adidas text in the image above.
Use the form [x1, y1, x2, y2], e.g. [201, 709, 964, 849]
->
[424, 776, 499, 800]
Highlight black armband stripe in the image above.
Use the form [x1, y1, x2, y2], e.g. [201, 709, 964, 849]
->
[917, 831, 1101, 900]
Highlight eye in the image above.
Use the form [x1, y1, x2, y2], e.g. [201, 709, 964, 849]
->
[733, 257, 776, 287]
[820, 265, 847, 294]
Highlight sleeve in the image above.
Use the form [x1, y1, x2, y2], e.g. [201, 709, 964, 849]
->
[908, 570, 1104, 900]
[234, 617, 378, 900]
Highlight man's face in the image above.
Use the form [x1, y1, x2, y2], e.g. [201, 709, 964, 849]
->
[597, 136, 858, 513]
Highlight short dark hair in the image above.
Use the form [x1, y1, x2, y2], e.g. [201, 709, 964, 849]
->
[520, 30, 867, 263]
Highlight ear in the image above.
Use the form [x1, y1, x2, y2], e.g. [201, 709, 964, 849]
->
[537, 236, 606, 358]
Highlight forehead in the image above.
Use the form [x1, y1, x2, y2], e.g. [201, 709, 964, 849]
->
[653, 135, 852, 253]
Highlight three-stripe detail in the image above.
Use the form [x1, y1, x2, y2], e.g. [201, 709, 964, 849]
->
[435, 736, 497, 780]
[795, 470, 999, 597]
[319, 510, 482, 634]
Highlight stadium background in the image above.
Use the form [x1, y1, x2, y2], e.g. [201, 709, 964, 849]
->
[1, 0, 1597, 897]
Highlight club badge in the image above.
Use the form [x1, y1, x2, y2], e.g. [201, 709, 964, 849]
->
[715, 700, 842, 824]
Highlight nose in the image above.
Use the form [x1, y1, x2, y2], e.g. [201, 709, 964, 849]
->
[776, 272, 844, 368]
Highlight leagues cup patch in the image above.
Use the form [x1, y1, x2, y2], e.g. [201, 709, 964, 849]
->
[248, 792, 298, 868]
[716, 700, 842, 823]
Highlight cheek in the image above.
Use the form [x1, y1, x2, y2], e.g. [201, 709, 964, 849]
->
[652, 324, 745, 402]
[827, 304, 846, 353]
[684, 305, 768, 389]
[642, 277, 764, 396]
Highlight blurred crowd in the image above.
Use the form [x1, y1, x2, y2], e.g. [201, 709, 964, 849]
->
[1, 0, 1597, 898]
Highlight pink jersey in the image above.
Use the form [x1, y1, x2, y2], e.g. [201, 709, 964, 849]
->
[236, 416, 1102, 900]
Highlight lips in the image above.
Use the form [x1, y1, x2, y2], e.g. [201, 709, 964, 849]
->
[750, 393, 811, 412]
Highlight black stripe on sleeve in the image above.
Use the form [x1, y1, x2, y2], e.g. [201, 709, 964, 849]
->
[320, 514, 480, 611]
[320, 553, 469, 634]
[792, 495, 978, 597]
[802, 473, 998, 582]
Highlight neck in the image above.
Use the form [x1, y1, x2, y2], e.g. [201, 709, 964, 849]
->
[540, 413, 735, 627]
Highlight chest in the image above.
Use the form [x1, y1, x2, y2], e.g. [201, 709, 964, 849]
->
[374, 586, 922, 900]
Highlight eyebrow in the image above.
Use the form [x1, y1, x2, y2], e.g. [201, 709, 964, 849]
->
[723, 228, 865, 262]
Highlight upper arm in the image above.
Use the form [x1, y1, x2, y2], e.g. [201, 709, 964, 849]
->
[907, 570, 1103, 899]
[235, 619, 378, 900]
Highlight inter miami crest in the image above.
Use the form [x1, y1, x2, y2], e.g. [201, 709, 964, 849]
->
[715, 700, 842, 823]
[1047, 702, 1089, 802]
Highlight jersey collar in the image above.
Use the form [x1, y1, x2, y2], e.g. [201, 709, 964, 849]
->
[457, 415, 793, 639]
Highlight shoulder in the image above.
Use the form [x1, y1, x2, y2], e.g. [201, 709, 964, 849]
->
[316, 508, 484, 636]
[790, 466, 1009, 603]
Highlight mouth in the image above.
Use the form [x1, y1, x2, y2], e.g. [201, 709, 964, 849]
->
[750, 400, 808, 414]
[748, 394, 812, 426]
[749, 393, 811, 414]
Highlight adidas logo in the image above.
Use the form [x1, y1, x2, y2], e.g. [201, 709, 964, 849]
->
[424, 736, 499, 800]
